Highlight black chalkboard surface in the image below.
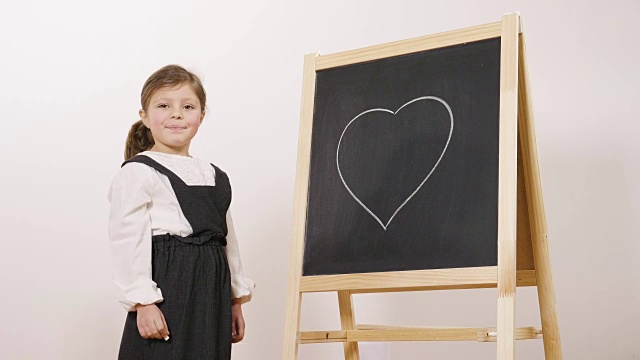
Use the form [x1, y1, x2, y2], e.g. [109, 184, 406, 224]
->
[303, 38, 501, 276]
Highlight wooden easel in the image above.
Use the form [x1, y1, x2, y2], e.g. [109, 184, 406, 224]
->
[283, 13, 562, 360]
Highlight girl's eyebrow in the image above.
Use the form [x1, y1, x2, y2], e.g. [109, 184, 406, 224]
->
[153, 97, 198, 102]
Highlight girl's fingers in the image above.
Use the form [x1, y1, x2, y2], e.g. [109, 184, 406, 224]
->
[160, 313, 170, 340]
[139, 323, 151, 339]
[143, 322, 154, 339]
[237, 317, 245, 337]
[140, 316, 160, 339]
[148, 319, 163, 340]
[232, 317, 245, 343]
[137, 316, 150, 339]
[137, 325, 147, 339]
[153, 316, 168, 339]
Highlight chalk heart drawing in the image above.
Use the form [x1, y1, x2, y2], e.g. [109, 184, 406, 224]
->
[336, 96, 454, 231]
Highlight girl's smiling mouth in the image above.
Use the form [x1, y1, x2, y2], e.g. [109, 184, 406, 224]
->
[166, 125, 187, 131]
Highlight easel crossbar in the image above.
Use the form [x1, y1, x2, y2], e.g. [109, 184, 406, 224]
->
[300, 268, 536, 293]
[298, 326, 542, 343]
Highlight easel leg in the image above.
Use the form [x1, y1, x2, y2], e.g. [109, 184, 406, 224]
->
[517, 31, 563, 360]
[338, 291, 360, 360]
[283, 52, 319, 360]
[497, 12, 520, 360]
[532, 234, 562, 360]
[283, 292, 302, 360]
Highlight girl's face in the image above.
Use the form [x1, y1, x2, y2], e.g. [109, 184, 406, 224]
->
[140, 84, 204, 155]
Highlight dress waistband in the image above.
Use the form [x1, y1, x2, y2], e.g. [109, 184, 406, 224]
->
[152, 233, 227, 246]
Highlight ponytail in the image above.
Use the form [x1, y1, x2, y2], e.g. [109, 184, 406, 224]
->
[124, 120, 154, 160]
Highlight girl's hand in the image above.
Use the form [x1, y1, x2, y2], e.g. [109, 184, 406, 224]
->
[231, 299, 245, 343]
[135, 303, 170, 340]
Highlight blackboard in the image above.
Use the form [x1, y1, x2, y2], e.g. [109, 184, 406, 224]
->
[303, 38, 501, 276]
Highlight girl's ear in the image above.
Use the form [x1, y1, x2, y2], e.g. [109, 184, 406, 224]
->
[200, 111, 206, 124]
[139, 109, 149, 127]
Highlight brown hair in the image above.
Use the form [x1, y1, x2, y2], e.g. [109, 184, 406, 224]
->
[124, 65, 207, 160]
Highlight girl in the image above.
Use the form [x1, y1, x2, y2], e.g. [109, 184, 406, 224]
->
[108, 65, 254, 359]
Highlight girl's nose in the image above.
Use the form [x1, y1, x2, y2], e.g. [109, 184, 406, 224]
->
[171, 111, 182, 119]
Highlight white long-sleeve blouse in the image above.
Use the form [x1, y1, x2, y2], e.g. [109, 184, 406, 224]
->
[108, 150, 255, 311]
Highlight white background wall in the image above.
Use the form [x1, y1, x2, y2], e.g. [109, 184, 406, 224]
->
[1, 0, 638, 359]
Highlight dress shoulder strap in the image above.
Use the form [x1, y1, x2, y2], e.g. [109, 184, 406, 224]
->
[211, 164, 232, 214]
[122, 155, 185, 185]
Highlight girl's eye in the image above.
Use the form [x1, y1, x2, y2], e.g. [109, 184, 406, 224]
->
[184, 104, 195, 110]
[158, 104, 168, 108]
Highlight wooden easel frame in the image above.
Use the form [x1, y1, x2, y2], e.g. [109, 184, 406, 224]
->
[283, 13, 562, 360]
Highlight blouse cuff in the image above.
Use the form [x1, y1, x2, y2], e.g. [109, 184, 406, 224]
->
[231, 275, 255, 304]
[119, 279, 164, 312]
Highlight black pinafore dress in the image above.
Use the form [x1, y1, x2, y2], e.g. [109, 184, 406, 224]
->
[118, 154, 232, 360]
